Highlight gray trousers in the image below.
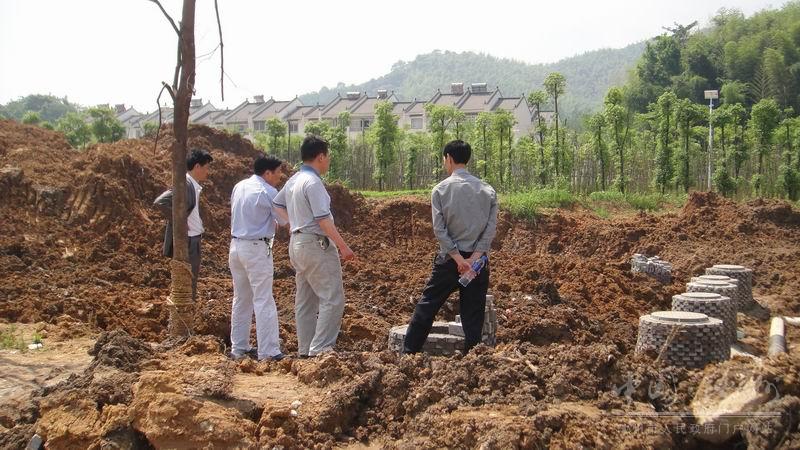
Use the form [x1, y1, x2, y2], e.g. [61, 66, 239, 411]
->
[288, 233, 345, 356]
[189, 235, 202, 301]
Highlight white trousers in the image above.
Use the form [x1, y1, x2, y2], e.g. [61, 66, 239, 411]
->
[288, 233, 345, 357]
[229, 239, 280, 359]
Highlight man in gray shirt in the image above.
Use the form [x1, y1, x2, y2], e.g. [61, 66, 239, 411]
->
[273, 135, 356, 358]
[403, 139, 498, 354]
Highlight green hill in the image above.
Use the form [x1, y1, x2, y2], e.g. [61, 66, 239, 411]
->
[0, 94, 79, 123]
[299, 42, 646, 121]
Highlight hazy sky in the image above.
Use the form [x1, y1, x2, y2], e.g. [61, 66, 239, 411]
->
[0, 0, 780, 112]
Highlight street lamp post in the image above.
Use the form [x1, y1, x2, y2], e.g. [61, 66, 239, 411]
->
[704, 90, 719, 191]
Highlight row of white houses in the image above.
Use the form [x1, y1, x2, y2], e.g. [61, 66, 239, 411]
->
[116, 83, 553, 141]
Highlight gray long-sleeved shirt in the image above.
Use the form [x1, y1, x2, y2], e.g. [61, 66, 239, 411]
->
[431, 168, 498, 261]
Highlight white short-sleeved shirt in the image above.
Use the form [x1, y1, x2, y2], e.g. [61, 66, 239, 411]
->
[186, 174, 203, 237]
[230, 174, 282, 239]
[273, 165, 332, 235]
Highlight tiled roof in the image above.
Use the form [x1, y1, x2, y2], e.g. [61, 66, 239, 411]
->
[349, 97, 378, 116]
[138, 108, 173, 124]
[252, 100, 293, 121]
[429, 91, 462, 106]
[456, 91, 495, 112]
[320, 93, 365, 118]
[192, 108, 223, 125]
[491, 97, 526, 112]
[392, 102, 411, 114]
[116, 107, 141, 123]
[404, 100, 426, 115]
[225, 101, 263, 123]
[285, 105, 319, 120]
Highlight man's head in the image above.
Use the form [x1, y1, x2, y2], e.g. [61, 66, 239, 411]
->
[254, 155, 283, 187]
[187, 149, 213, 182]
[300, 135, 330, 174]
[442, 140, 471, 174]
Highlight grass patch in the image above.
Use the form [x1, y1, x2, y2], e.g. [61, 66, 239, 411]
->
[0, 325, 28, 351]
[585, 191, 687, 212]
[359, 187, 690, 218]
[357, 189, 429, 199]
[593, 207, 611, 219]
[500, 189, 576, 219]
[588, 191, 625, 203]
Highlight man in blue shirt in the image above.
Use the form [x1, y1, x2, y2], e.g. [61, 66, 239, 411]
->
[228, 155, 288, 361]
[273, 136, 356, 358]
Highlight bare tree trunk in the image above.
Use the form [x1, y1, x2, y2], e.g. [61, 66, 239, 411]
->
[169, 0, 197, 337]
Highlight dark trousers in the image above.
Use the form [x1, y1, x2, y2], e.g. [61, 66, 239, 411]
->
[189, 235, 202, 301]
[403, 251, 489, 353]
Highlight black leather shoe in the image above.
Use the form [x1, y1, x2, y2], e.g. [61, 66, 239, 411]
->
[262, 353, 287, 362]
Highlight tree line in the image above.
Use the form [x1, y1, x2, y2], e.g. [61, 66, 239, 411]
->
[257, 3, 800, 199]
[12, 106, 127, 149]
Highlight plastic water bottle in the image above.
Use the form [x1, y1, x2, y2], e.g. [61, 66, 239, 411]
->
[458, 255, 488, 287]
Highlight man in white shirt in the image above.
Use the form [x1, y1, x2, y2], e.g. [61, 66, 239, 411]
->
[229, 155, 288, 361]
[154, 149, 214, 301]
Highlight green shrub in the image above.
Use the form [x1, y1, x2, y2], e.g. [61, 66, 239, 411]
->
[500, 189, 576, 219]
[624, 193, 660, 211]
[0, 325, 27, 351]
[593, 207, 611, 219]
[588, 191, 625, 202]
[358, 189, 429, 199]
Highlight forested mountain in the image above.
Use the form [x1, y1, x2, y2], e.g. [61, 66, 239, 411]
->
[579, 1, 800, 199]
[0, 94, 79, 123]
[624, 3, 800, 112]
[300, 43, 646, 121]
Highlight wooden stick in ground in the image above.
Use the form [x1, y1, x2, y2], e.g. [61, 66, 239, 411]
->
[214, 0, 224, 101]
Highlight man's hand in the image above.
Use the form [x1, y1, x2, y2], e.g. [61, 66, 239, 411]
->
[466, 251, 484, 266]
[318, 217, 356, 264]
[451, 253, 471, 274]
[339, 244, 356, 263]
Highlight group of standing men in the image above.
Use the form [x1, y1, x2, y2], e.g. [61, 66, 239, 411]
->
[155, 136, 496, 361]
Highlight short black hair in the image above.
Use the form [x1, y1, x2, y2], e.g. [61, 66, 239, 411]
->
[187, 148, 213, 170]
[442, 140, 471, 164]
[300, 135, 329, 162]
[254, 155, 283, 175]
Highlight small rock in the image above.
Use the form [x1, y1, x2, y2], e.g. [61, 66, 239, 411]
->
[290, 409, 298, 417]
[27, 434, 43, 450]
[290, 400, 302, 409]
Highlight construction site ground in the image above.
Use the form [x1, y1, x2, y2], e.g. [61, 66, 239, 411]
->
[1, 119, 799, 449]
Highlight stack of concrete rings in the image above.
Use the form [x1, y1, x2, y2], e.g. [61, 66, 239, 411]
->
[636, 311, 728, 368]
[691, 275, 744, 310]
[705, 264, 754, 308]
[672, 292, 736, 345]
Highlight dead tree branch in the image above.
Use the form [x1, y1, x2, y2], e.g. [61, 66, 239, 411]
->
[214, 0, 225, 101]
[173, 39, 182, 91]
[153, 83, 170, 154]
[148, 0, 180, 36]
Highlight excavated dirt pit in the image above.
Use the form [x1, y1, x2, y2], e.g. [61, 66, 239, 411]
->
[1, 119, 800, 448]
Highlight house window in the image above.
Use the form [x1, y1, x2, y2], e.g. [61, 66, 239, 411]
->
[238, 124, 245, 132]
[361, 119, 372, 129]
[410, 116, 423, 130]
[288, 121, 298, 133]
[253, 121, 265, 132]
